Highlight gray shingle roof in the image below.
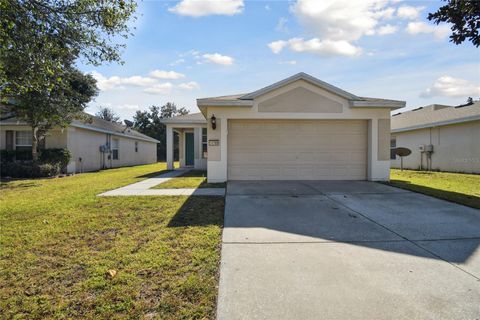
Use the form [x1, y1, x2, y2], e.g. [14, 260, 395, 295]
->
[160, 112, 207, 124]
[0, 113, 159, 143]
[391, 102, 480, 132]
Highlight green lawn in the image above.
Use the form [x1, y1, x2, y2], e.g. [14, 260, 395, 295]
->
[153, 170, 226, 189]
[388, 169, 480, 209]
[0, 163, 224, 319]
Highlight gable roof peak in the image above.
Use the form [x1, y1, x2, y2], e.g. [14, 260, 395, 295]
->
[239, 72, 360, 101]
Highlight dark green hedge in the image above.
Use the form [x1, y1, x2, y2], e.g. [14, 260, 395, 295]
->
[1, 148, 71, 178]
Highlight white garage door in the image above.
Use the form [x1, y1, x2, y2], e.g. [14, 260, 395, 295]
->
[228, 119, 367, 180]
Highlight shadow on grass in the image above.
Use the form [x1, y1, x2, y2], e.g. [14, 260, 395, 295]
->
[135, 169, 172, 179]
[0, 181, 40, 189]
[167, 196, 224, 227]
[387, 179, 480, 209]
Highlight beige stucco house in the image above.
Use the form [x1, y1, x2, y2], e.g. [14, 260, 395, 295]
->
[391, 101, 480, 173]
[0, 115, 159, 173]
[161, 73, 405, 182]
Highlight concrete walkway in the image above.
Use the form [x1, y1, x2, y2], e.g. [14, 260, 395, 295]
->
[217, 180, 480, 320]
[98, 168, 225, 197]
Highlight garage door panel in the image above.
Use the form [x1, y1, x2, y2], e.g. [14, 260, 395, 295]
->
[228, 120, 367, 180]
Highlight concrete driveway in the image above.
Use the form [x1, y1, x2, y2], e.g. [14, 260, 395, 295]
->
[217, 181, 480, 320]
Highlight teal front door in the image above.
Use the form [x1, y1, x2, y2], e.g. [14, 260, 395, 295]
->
[185, 132, 194, 166]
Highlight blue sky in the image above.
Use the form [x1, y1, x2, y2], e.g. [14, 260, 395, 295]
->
[80, 0, 480, 120]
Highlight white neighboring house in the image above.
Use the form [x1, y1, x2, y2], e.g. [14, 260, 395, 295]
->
[0, 114, 159, 173]
[161, 72, 405, 182]
[391, 101, 480, 173]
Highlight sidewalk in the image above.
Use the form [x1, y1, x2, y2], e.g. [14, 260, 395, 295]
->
[98, 168, 225, 197]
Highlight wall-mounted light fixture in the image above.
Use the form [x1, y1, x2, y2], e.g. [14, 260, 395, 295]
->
[211, 114, 217, 130]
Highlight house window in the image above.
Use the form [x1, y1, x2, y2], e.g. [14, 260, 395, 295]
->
[202, 128, 208, 158]
[390, 136, 396, 160]
[15, 131, 32, 148]
[112, 138, 119, 160]
[135, 141, 138, 152]
[15, 131, 32, 160]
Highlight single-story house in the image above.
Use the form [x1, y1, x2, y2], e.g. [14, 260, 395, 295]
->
[161, 72, 405, 182]
[0, 114, 159, 173]
[391, 101, 480, 173]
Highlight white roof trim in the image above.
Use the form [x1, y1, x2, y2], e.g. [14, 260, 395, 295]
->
[391, 114, 480, 133]
[196, 99, 254, 107]
[160, 119, 207, 124]
[350, 100, 406, 109]
[239, 72, 360, 100]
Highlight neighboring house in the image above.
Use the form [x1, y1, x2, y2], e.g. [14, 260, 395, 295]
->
[161, 72, 405, 182]
[391, 102, 480, 173]
[0, 114, 159, 173]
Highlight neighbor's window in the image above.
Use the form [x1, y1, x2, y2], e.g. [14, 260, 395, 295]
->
[202, 128, 207, 158]
[390, 136, 396, 160]
[112, 138, 119, 160]
[15, 131, 33, 160]
[15, 131, 32, 151]
[135, 141, 138, 152]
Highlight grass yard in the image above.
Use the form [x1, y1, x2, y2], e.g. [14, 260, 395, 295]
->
[0, 163, 224, 320]
[153, 170, 226, 189]
[389, 169, 480, 209]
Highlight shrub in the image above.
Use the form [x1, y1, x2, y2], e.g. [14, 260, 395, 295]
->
[0, 161, 61, 178]
[39, 149, 71, 170]
[0, 149, 32, 162]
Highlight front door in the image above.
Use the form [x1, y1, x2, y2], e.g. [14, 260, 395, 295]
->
[185, 132, 194, 166]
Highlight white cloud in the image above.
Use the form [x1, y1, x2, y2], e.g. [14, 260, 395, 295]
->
[397, 5, 425, 20]
[406, 21, 450, 39]
[292, 0, 395, 42]
[268, 38, 362, 57]
[178, 81, 200, 90]
[169, 58, 186, 66]
[169, 0, 244, 17]
[276, 17, 289, 33]
[143, 82, 174, 95]
[377, 24, 398, 35]
[268, 40, 288, 54]
[149, 70, 185, 79]
[279, 60, 297, 65]
[91, 71, 156, 91]
[202, 53, 234, 66]
[421, 76, 480, 98]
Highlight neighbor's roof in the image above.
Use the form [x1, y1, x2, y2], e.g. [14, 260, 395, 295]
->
[0, 113, 159, 143]
[196, 72, 406, 110]
[160, 112, 206, 124]
[391, 101, 480, 133]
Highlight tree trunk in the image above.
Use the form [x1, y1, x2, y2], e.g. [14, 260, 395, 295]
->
[32, 126, 39, 161]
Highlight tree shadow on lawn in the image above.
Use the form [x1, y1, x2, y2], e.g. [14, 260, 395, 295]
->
[387, 179, 480, 209]
[135, 169, 172, 179]
[167, 196, 224, 228]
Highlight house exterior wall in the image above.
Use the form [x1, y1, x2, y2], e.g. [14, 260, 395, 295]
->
[68, 127, 157, 173]
[0, 125, 157, 174]
[205, 79, 392, 182]
[391, 120, 480, 173]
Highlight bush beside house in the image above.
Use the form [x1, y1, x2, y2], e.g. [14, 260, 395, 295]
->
[1, 148, 71, 178]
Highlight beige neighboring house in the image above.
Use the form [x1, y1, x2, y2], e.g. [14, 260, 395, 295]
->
[161, 72, 405, 182]
[0, 114, 159, 173]
[391, 101, 480, 173]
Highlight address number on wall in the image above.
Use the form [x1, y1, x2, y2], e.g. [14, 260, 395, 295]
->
[208, 139, 220, 146]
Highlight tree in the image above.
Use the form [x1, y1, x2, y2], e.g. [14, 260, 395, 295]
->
[0, 0, 137, 160]
[133, 103, 189, 161]
[428, 0, 480, 47]
[0, 0, 137, 95]
[96, 107, 121, 123]
[13, 68, 98, 160]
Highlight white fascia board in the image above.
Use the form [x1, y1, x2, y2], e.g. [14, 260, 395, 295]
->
[196, 99, 254, 107]
[350, 100, 406, 109]
[391, 115, 480, 133]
